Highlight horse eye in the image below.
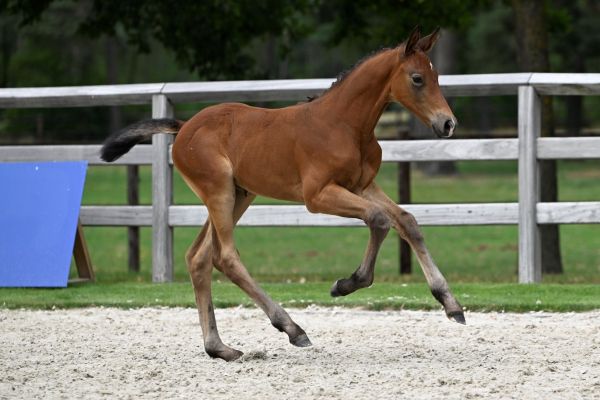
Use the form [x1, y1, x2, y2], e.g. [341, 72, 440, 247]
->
[411, 74, 423, 86]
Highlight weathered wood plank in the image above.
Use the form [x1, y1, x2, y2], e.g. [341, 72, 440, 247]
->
[530, 73, 600, 95]
[537, 202, 600, 224]
[0, 83, 164, 108]
[152, 95, 174, 283]
[6, 137, 598, 166]
[381, 139, 518, 161]
[168, 203, 519, 227]
[80, 206, 153, 226]
[80, 202, 600, 226]
[162, 79, 334, 103]
[0, 139, 519, 165]
[537, 137, 600, 159]
[440, 73, 532, 96]
[518, 86, 542, 283]
[0, 145, 152, 165]
[2, 73, 599, 110]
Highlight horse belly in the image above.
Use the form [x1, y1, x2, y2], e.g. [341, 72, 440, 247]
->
[229, 131, 303, 202]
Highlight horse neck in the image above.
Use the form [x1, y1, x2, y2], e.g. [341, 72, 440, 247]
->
[314, 49, 397, 137]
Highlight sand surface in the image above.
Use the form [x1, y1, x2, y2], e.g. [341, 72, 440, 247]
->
[1, 306, 599, 399]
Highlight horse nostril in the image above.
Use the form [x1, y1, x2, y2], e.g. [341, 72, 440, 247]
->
[432, 116, 456, 138]
[443, 119, 456, 137]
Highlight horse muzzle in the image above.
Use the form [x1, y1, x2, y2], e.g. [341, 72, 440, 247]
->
[432, 115, 457, 138]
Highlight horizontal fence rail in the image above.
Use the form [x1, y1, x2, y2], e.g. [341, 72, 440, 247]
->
[1, 73, 600, 283]
[78, 202, 600, 227]
[1, 73, 600, 108]
[3, 137, 600, 164]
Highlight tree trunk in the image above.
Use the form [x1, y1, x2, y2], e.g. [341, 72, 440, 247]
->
[565, 53, 585, 137]
[512, 0, 563, 274]
[397, 127, 412, 274]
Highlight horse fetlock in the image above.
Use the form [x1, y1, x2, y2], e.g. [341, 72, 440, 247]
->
[330, 272, 372, 297]
[271, 316, 311, 347]
[270, 318, 286, 333]
[269, 310, 296, 334]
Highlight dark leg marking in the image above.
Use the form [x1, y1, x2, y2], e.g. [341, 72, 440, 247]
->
[431, 287, 466, 325]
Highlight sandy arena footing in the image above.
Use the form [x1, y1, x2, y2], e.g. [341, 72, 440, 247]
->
[1, 307, 599, 399]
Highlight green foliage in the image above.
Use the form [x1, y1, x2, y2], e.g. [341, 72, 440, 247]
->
[2, 0, 490, 79]
[317, 0, 489, 48]
[1, 0, 313, 79]
[2, 0, 600, 142]
[548, 0, 600, 72]
[78, 0, 312, 79]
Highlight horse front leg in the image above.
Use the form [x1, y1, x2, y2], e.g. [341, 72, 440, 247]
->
[304, 183, 391, 297]
[330, 212, 390, 297]
[364, 183, 466, 324]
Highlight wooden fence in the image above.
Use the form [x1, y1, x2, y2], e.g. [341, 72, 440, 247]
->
[1, 73, 600, 283]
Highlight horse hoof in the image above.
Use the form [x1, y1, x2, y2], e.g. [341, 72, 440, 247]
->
[290, 333, 312, 348]
[330, 279, 353, 297]
[330, 280, 343, 297]
[206, 347, 244, 362]
[447, 311, 466, 325]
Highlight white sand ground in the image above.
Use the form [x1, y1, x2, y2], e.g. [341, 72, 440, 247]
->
[1, 307, 599, 400]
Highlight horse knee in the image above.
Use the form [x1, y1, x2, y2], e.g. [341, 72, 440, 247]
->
[366, 207, 391, 231]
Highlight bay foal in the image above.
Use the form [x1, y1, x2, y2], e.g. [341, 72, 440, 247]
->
[101, 27, 464, 361]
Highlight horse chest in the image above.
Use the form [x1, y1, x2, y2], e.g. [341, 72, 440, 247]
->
[327, 137, 382, 192]
[356, 136, 383, 189]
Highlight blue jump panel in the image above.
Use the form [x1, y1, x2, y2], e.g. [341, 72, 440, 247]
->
[0, 161, 87, 287]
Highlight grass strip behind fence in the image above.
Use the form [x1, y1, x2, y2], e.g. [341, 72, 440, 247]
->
[1, 283, 599, 313]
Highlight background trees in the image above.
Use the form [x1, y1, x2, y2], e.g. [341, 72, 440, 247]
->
[1, 0, 599, 276]
[2, 0, 598, 142]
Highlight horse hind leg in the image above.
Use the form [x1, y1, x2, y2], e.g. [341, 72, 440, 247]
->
[208, 183, 311, 355]
[185, 179, 262, 361]
[186, 220, 243, 361]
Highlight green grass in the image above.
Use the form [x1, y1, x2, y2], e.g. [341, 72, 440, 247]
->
[1, 282, 599, 312]
[80, 159, 600, 284]
[3, 160, 597, 312]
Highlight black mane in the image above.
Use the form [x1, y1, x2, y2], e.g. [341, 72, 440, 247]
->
[307, 47, 393, 102]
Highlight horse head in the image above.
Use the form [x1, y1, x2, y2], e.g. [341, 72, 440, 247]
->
[390, 26, 457, 138]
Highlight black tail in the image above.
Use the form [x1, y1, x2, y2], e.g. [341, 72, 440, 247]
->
[100, 118, 183, 162]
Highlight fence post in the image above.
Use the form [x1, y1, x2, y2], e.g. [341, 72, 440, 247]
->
[518, 86, 542, 283]
[151, 94, 174, 282]
[397, 128, 412, 274]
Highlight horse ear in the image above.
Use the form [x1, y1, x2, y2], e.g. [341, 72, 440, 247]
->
[403, 25, 421, 57]
[417, 27, 441, 53]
